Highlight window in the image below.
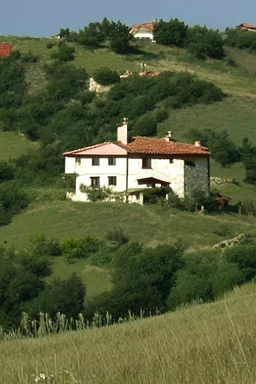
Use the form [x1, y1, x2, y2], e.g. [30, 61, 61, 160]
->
[169, 159, 174, 164]
[108, 176, 117, 186]
[185, 160, 196, 167]
[142, 158, 152, 169]
[76, 157, 81, 165]
[108, 157, 116, 166]
[91, 177, 100, 188]
[92, 157, 100, 166]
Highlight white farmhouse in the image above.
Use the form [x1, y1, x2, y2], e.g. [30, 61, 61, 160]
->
[63, 119, 210, 203]
[130, 20, 156, 41]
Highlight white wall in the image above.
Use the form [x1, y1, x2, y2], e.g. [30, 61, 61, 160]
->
[133, 31, 154, 40]
[65, 155, 209, 201]
[65, 157, 76, 174]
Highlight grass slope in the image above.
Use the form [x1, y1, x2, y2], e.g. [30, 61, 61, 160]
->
[0, 282, 255, 384]
[0, 131, 35, 161]
[1, 201, 255, 250]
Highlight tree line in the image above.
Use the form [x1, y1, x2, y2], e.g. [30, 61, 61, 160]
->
[0, 230, 255, 332]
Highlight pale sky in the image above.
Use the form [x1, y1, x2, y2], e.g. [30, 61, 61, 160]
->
[1, 0, 255, 37]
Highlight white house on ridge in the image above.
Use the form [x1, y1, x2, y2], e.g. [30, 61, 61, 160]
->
[63, 119, 210, 203]
[130, 20, 157, 41]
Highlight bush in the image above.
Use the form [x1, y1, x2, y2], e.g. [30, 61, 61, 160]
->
[0, 161, 15, 182]
[0, 183, 29, 216]
[61, 235, 102, 259]
[93, 67, 120, 86]
[46, 42, 55, 49]
[106, 228, 130, 245]
[132, 111, 157, 136]
[51, 42, 76, 62]
[21, 50, 39, 63]
[225, 245, 256, 282]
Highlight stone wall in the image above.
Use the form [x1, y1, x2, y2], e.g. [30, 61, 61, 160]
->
[184, 164, 209, 196]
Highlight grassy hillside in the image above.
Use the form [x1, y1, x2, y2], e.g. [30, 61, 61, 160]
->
[1, 201, 255, 250]
[0, 131, 35, 161]
[0, 282, 255, 383]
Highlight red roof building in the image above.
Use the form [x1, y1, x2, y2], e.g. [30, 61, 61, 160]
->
[0, 43, 13, 57]
[63, 120, 210, 203]
[236, 23, 256, 32]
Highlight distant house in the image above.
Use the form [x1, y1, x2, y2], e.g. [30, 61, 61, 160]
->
[236, 23, 256, 32]
[0, 43, 12, 57]
[63, 119, 210, 204]
[130, 20, 157, 41]
[50, 34, 62, 40]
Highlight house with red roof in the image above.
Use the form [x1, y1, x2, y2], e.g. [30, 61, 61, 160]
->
[236, 23, 256, 32]
[130, 20, 157, 41]
[63, 119, 210, 203]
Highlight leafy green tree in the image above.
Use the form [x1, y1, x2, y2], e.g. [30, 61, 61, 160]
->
[225, 245, 256, 282]
[94, 67, 120, 85]
[109, 21, 132, 54]
[35, 274, 86, 318]
[0, 161, 15, 182]
[59, 28, 70, 39]
[51, 42, 76, 62]
[132, 111, 158, 136]
[94, 242, 184, 318]
[239, 138, 256, 184]
[153, 18, 188, 47]
[188, 26, 225, 59]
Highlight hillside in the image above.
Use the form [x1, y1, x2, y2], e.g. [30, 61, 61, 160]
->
[0, 282, 255, 384]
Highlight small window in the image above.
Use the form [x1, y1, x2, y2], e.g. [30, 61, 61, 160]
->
[169, 159, 174, 164]
[185, 160, 196, 167]
[91, 177, 100, 188]
[142, 158, 152, 169]
[92, 157, 100, 166]
[76, 157, 81, 165]
[108, 158, 116, 166]
[108, 176, 117, 186]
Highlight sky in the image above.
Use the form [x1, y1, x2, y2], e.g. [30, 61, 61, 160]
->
[1, 0, 256, 37]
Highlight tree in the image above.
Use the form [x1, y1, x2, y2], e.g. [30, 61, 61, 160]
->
[188, 26, 225, 60]
[0, 161, 15, 182]
[109, 21, 132, 54]
[153, 18, 188, 47]
[94, 67, 120, 86]
[51, 42, 76, 62]
[132, 111, 157, 136]
[93, 242, 184, 318]
[35, 274, 86, 318]
[239, 138, 256, 184]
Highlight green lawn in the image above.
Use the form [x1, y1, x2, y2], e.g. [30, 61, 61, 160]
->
[158, 96, 256, 146]
[49, 257, 112, 300]
[1, 201, 255, 251]
[0, 131, 35, 160]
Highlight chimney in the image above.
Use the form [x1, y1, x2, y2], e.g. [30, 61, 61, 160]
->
[117, 118, 128, 144]
[164, 131, 172, 142]
[195, 140, 201, 147]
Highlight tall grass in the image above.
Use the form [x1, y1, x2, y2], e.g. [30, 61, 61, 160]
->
[0, 283, 255, 383]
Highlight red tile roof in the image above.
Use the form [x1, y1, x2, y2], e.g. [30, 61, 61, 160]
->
[0, 43, 12, 57]
[118, 136, 210, 156]
[63, 137, 210, 157]
[237, 23, 256, 30]
[131, 21, 156, 32]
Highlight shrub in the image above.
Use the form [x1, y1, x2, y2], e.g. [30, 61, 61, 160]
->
[46, 42, 55, 49]
[225, 245, 256, 282]
[106, 228, 130, 245]
[0, 161, 15, 182]
[21, 50, 39, 63]
[51, 42, 76, 62]
[61, 235, 102, 259]
[93, 67, 120, 86]
[0, 183, 29, 216]
[132, 111, 157, 136]
[187, 26, 225, 60]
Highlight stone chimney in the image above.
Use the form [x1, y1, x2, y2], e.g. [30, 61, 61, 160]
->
[117, 118, 128, 144]
[195, 140, 201, 147]
[164, 131, 172, 142]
